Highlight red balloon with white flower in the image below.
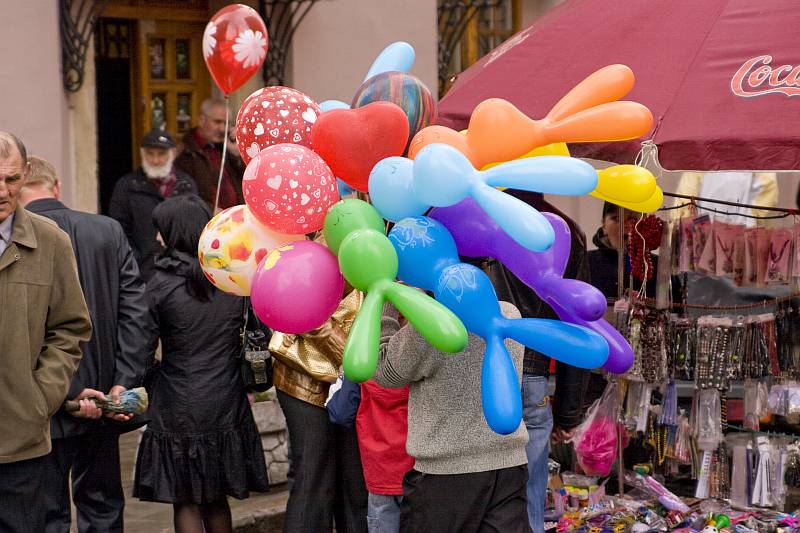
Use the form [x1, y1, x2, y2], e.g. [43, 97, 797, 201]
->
[203, 4, 268, 95]
[236, 86, 321, 165]
[243, 144, 339, 235]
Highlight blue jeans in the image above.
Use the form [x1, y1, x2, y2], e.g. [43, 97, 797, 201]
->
[367, 492, 402, 533]
[523, 375, 553, 533]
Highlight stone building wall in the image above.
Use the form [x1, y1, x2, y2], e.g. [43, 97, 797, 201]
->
[251, 389, 289, 485]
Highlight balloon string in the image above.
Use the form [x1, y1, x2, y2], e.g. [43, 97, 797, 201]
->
[634, 213, 648, 301]
[635, 140, 663, 181]
[213, 96, 231, 214]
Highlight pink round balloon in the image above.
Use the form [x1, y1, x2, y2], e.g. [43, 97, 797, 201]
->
[236, 86, 321, 165]
[250, 240, 344, 333]
[243, 143, 339, 234]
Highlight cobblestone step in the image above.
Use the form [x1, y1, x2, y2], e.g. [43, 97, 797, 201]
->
[232, 487, 288, 532]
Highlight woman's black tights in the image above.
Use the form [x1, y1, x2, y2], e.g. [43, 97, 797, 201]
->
[173, 499, 232, 533]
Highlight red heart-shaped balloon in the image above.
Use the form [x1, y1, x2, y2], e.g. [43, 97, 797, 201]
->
[311, 101, 409, 192]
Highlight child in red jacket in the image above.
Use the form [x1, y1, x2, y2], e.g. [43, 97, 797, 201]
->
[357, 380, 414, 533]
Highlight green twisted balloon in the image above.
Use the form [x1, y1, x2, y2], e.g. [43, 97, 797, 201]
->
[324, 199, 467, 382]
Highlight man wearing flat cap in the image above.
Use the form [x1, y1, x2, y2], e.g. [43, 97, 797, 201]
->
[109, 130, 198, 281]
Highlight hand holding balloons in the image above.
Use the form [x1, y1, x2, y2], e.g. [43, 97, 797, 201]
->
[323, 200, 468, 382]
[388, 216, 609, 434]
[369, 143, 598, 251]
[408, 65, 653, 169]
[430, 199, 634, 374]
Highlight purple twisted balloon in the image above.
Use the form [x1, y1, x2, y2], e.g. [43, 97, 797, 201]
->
[430, 198, 633, 374]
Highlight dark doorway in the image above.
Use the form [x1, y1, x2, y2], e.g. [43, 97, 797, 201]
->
[95, 18, 134, 215]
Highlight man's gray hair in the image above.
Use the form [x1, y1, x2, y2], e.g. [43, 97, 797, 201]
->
[200, 98, 229, 117]
[0, 131, 28, 165]
[24, 156, 58, 190]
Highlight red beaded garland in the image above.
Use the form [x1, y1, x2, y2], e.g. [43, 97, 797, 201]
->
[628, 215, 663, 281]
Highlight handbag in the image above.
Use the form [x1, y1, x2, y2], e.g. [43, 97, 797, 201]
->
[240, 299, 274, 392]
[268, 289, 363, 383]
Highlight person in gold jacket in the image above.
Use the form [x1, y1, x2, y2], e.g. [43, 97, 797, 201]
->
[270, 287, 368, 533]
[0, 132, 92, 532]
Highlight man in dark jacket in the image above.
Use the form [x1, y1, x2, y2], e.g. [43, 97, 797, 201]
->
[21, 156, 149, 533]
[109, 130, 197, 281]
[481, 191, 590, 533]
[174, 97, 246, 211]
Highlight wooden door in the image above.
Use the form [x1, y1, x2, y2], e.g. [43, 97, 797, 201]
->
[134, 19, 211, 159]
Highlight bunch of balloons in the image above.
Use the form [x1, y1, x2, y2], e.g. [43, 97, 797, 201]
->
[430, 200, 635, 374]
[323, 200, 468, 382]
[362, 63, 664, 432]
[369, 144, 599, 251]
[388, 215, 609, 434]
[198, 38, 439, 337]
[196, 24, 665, 433]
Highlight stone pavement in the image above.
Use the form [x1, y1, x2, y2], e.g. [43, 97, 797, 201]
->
[110, 429, 287, 532]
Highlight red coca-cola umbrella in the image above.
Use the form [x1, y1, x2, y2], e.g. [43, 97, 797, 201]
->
[438, 0, 800, 171]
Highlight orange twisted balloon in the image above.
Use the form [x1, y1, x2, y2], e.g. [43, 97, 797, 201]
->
[409, 64, 653, 169]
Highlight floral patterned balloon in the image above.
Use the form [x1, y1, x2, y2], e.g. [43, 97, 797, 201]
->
[236, 86, 321, 165]
[243, 144, 339, 235]
[203, 4, 268, 95]
[198, 204, 304, 296]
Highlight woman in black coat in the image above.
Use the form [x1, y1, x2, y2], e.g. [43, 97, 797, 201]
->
[587, 201, 659, 298]
[134, 195, 268, 532]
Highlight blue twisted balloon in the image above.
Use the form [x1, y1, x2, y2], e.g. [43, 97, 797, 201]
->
[370, 144, 598, 251]
[388, 216, 608, 434]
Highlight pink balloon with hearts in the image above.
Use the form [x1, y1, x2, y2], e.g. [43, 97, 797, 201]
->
[243, 143, 339, 235]
[236, 86, 321, 165]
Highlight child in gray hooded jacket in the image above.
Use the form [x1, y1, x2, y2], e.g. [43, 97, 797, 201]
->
[374, 300, 530, 533]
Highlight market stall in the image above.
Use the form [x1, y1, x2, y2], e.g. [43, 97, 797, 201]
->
[435, 1, 800, 530]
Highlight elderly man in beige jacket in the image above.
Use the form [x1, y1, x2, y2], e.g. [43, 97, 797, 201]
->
[0, 131, 91, 532]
